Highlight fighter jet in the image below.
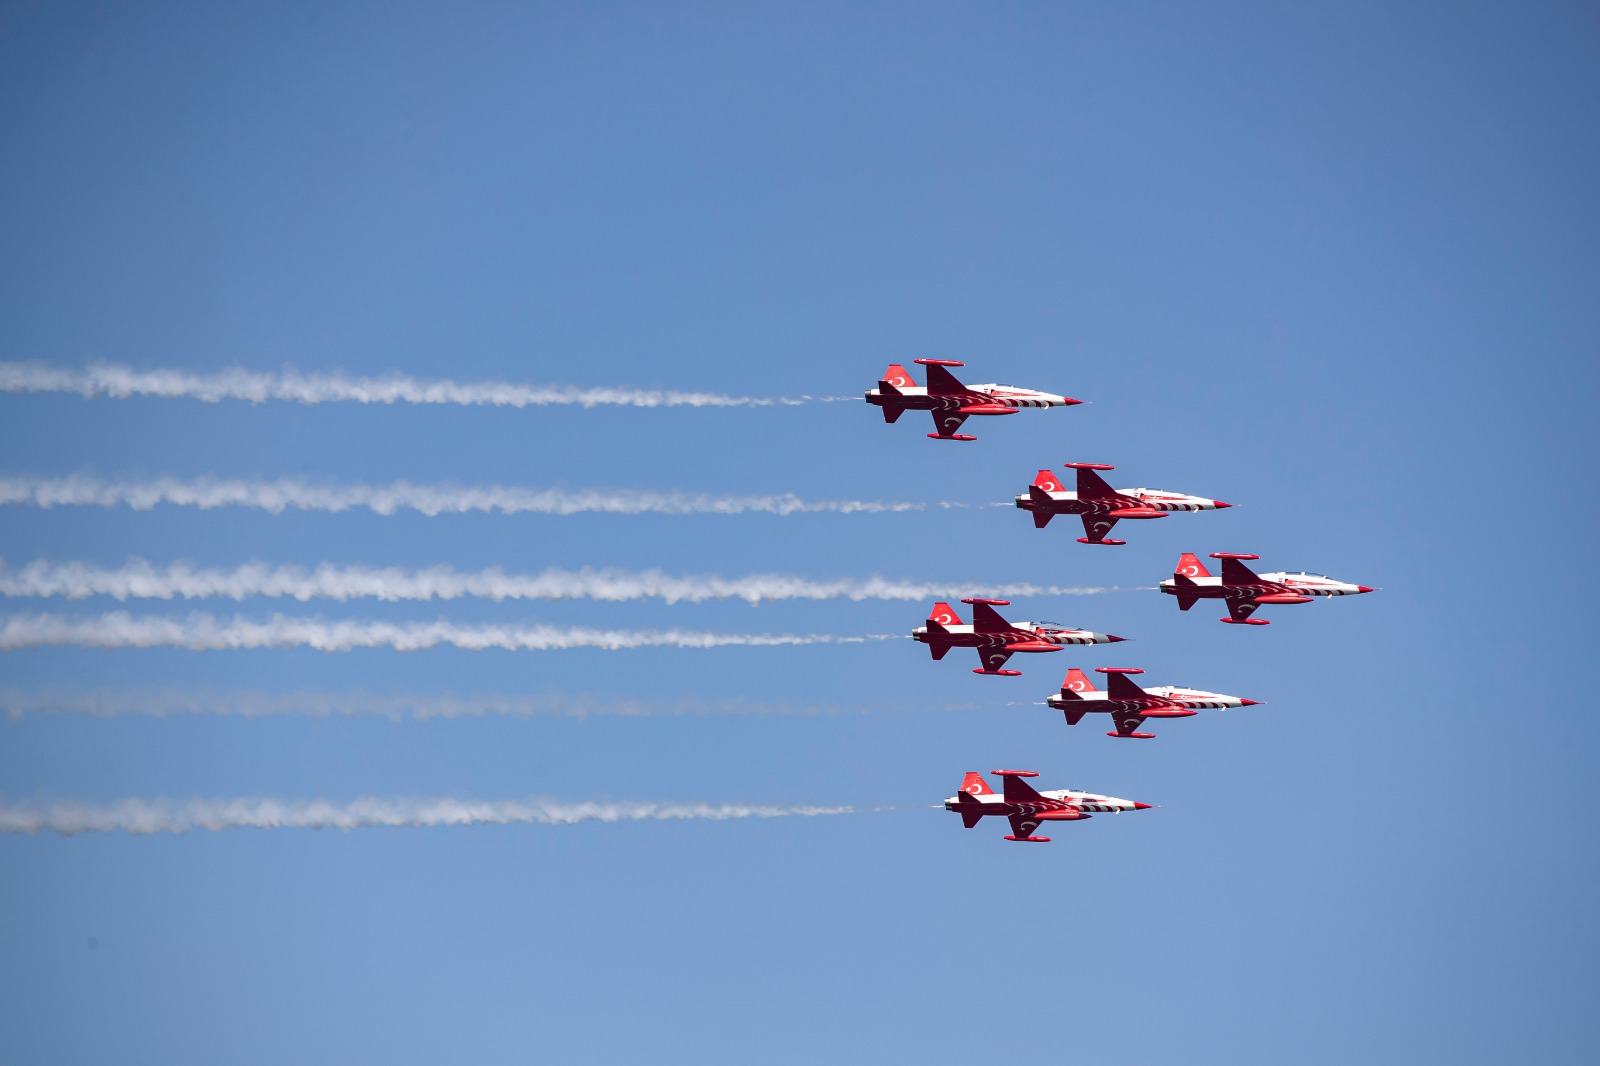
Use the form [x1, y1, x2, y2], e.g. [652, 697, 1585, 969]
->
[1161, 552, 1377, 625]
[913, 598, 1125, 676]
[1049, 666, 1262, 739]
[864, 359, 1081, 441]
[1016, 462, 1232, 545]
[944, 770, 1152, 843]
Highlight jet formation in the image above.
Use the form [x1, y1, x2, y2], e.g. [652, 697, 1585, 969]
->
[1016, 462, 1230, 545]
[861, 357, 1378, 841]
[1161, 552, 1376, 625]
[863, 359, 1080, 441]
[912, 598, 1123, 676]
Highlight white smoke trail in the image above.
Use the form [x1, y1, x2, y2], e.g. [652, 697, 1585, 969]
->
[0, 475, 928, 517]
[0, 612, 898, 653]
[0, 796, 858, 836]
[0, 361, 850, 408]
[0, 686, 980, 720]
[0, 558, 1109, 605]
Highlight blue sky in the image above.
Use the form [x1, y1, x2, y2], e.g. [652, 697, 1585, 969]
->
[1, 2, 1597, 1062]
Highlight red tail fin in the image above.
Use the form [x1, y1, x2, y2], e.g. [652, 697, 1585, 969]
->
[880, 363, 917, 389]
[958, 772, 993, 797]
[1176, 553, 1212, 579]
[1061, 667, 1097, 695]
[1032, 469, 1066, 493]
[928, 601, 964, 627]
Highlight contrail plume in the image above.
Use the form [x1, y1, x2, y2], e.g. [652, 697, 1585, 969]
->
[0, 558, 1110, 605]
[0, 361, 851, 409]
[0, 796, 859, 836]
[0, 686, 981, 721]
[0, 612, 899, 653]
[0, 475, 928, 517]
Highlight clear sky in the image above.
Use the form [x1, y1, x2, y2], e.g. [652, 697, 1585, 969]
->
[1, 2, 1597, 1062]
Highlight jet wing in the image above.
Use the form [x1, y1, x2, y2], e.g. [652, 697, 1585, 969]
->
[976, 647, 1016, 673]
[930, 410, 971, 437]
[1110, 708, 1149, 737]
[1079, 513, 1119, 543]
[1225, 597, 1261, 622]
[1008, 813, 1045, 839]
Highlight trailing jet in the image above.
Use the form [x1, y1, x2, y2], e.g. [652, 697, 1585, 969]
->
[944, 769, 1152, 843]
[864, 359, 1081, 441]
[1016, 462, 1231, 545]
[1049, 666, 1261, 739]
[1161, 552, 1377, 625]
[913, 598, 1125, 676]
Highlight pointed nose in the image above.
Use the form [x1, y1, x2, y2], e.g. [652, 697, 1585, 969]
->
[1061, 397, 1084, 406]
[1105, 634, 1127, 643]
[1240, 699, 1262, 706]
[1213, 501, 1232, 508]
[1357, 586, 1376, 593]
[1133, 802, 1153, 810]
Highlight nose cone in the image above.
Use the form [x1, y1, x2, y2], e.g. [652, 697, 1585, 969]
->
[1061, 396, 1084, 406]
[1213, 501, 1233, 508]
[1356, 586, 1377, 594]
[1240, 699, 1262, 706]
[1105, 634, 1128, 643]
[1133, 802, 1153, 810]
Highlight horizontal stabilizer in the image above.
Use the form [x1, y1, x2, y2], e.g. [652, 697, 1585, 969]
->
[1062, 707, 1089, 727]
[960, 809, 984, 829]
[880, 401, 905, 424]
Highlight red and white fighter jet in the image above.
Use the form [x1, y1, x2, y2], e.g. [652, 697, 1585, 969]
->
[944, 770, 1152, 843]
[913, 598, 1125, 676]
[864, 359, 1082, 441]
[1049, 666, 1262, 739]
[1161, 552, 1377, 625]
[1015, 462, 1232, 545]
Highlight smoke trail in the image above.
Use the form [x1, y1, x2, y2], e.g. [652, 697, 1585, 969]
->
[0, 361, 850, 408]
[0, 796, 858, 836]
[0, 558, 1109, 605]
[0, 686, 982, 720]
[0, 612, 899, 653]
[0, 475, 929, 517]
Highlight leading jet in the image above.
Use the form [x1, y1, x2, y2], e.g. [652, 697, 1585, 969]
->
[1015, 462, 1232, 545]
[864, 359, 1081, 441]
[1161, 552, 1377, 625]
[1048, 666, 1262, 739]
[913, 598, 1125, 676]
[944, 770, 1152, 843]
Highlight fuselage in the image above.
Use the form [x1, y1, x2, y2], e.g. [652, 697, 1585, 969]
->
[943, 789, 1144, 816]
[1046, 685, 1252, 713]
[1158, 571, 1370, 600]
[865, 383, 1074, 413]
[1016, 486, 1224, 517]
[912, 621, 1118, 650]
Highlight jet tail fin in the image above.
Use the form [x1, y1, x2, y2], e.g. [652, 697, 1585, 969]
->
[880, 364, 917, 389]
[1176, 553, 1212, 579]
[1061, 667, 1097, 695]
[958, 771, 994, 797]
